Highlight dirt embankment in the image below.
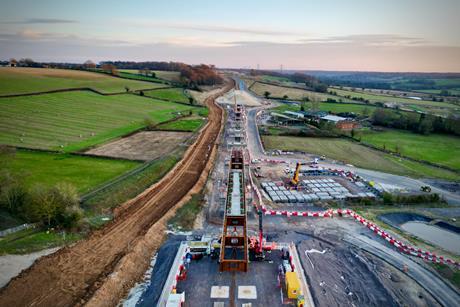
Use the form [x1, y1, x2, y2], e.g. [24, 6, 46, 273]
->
[0, 81, 234, 307]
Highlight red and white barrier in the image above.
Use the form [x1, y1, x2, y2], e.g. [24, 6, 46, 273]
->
[170, 246, 189, 292]
[248, 177, 459, 269]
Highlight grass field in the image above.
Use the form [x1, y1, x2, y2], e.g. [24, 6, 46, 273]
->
[251, 82, 348, 101]
[156, 118, 204, 131]
[4, 150, 140, 193]
[117, 71, 167, 84]
[83, 152, 182, 212]
[0, 67, 163, 95]
[262, 136, 459, 181]
[143, 88, 189, 103]
[360, 130, 460, 170]
[274, 101, 378, 115]
[119, 69, 181, 82]
[260, 75, 291, 83]
[0, 91, 203, 151]
[0, 228, 82, 255]
[332, 87, 458, 110]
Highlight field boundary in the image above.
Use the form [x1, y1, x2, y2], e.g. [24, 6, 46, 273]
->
[80, 121, 204, 202]
[0, 86, 172, 98]
[139, 90, 206, 107]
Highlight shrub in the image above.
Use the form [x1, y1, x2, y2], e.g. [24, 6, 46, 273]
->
[26, 183, 82, 229]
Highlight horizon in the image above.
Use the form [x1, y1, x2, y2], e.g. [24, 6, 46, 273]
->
[1, 0, 460, 72]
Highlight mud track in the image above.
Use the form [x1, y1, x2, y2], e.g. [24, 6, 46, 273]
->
[0, 81, 234, 307]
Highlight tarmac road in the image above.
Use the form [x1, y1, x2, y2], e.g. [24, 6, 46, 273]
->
[345, 234, 460, 307]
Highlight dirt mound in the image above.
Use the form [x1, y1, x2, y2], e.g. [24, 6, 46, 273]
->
[216, 89, 261, 106]
[0, 82, 233, 307]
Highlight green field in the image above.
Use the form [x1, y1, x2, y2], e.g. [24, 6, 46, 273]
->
[250, 82, 347, 102]
[83, 153, 181, 212]
[360, 130, 460, 170]
[274, 101, 377, 115]
[119, 69, 181, 82]
[0, 227, 82, 255]
[144, 88, 189, 103]
[4, 150, 140, 193]
[332, 87, 458, 110]
[156, 118, 204, 131]
[260, 75, 291, 83]
[0, 91, 202, 151]
[117, 71, 168, 84]
[0, 67, 163, 95]
[262, 136, 459, 181]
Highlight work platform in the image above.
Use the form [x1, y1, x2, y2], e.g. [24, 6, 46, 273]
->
[177, 250, 283, 307]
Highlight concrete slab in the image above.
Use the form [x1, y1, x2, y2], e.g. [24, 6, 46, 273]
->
[210, 286, 229, 299]
[238, 286, 257, 299]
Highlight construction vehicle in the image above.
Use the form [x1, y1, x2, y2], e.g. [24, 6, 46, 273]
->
[285, 272, 301, 299]
[290, 159, 319, 186]
[290, 162, 310, 186]
[421, 185, 432, 192]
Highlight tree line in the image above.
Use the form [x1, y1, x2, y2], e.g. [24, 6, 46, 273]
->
[371, 108, 460, 136]
[2, 58, 223, 87]
[100, 61, 223, 86]
[248, 69, 328, 93]
[0, 147, 82, 230]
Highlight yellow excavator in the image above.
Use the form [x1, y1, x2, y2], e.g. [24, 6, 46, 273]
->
[290, 162, 307, 186]
[290, 159, 319, 186]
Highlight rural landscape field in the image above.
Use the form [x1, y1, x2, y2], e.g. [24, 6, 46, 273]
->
[0, 1, 459, 307]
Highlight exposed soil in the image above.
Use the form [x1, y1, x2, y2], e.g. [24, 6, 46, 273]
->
[85, 131, 192, 161]
[0, 81, 233, 307]
[0, 248, 58, 288]
[216, 89, 261, 106]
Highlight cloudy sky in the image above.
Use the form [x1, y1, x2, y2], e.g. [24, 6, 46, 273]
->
[1, 0, 459, 72]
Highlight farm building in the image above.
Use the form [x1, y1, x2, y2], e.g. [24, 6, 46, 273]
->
[9, 59, 17, 67]
[320, 114, 360, 131]
[302, 110, 328, 119]
[283, 111, 305, 119]
[270, 112, 302, 125]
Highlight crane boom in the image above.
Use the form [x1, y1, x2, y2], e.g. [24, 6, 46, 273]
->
[290, 160, 316, 186]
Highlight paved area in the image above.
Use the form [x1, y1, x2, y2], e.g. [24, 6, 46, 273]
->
[176, 251, 287, 307]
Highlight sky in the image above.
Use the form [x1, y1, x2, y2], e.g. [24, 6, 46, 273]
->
[0, 0, 459, 72]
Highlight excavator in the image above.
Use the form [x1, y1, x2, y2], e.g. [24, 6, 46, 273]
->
[290, 159, 319, 186]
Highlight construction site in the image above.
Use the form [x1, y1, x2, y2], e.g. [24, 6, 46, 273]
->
[1, 79, 459, 307]
[122, 85, 460, 307]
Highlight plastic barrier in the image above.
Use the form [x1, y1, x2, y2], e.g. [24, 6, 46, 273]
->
[171, 246, 189, 292]
[248, 176, 459, 269]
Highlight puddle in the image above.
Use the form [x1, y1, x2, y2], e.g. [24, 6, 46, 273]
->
[401, 221, 460, 255]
